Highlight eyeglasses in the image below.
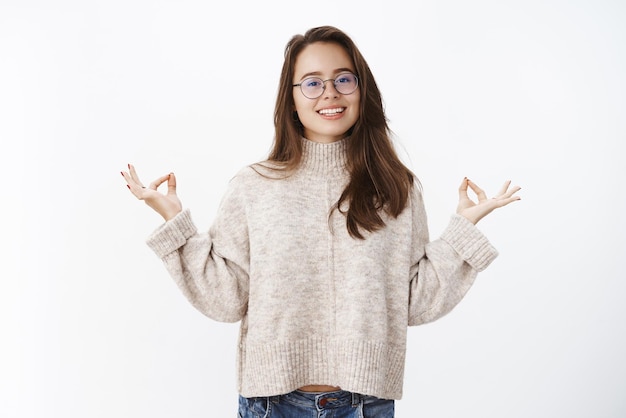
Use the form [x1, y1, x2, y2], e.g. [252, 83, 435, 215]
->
[293, 72, 359, 99]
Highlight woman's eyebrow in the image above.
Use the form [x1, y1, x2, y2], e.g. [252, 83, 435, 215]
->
[298, 67, 355, 80]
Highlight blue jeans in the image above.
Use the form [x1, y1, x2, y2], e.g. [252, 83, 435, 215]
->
[238, 389, 395, 418]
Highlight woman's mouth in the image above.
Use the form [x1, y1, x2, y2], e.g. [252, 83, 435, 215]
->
[317, 107, 346, 116]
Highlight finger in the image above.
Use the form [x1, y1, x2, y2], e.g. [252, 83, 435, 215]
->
[499, 181, 522, 199]
[495, 195, 522, 208]
[504, 185, 522, 199]
[122, 164, 148, 196]
[167, 172, 177, 196]
[148, 174, 172, 190]
[124, 174, 147, 199]
[127, 163, 145, 188]
[458, 177, 469, 198]
[121, 170, 140, 189]
[497, 180, 512, 197]
[467, 179, 488, 201]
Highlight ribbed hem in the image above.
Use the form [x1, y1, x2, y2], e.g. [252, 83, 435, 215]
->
[440, 215, 498, 271]
[238, 337, 406, 400]
[146, 209, 197, 258]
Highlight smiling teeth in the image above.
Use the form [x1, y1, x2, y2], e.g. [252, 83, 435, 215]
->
[318, 108, 344, 115]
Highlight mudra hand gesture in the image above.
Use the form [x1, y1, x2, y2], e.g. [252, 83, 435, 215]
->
[121, 166, 520, 225]
[457, 177, 521, 225]
[121, 164, 182, 221]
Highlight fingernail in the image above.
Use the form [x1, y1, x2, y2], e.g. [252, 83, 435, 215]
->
[126, 185, 130, 189]
[120, 171, 124, 177]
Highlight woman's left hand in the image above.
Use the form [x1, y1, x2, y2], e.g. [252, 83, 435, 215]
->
[456, 178, 521, 224]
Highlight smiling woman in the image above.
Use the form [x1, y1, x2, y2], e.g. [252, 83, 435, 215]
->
[291, 42, 361, 144]
[121, 25, 520, 418]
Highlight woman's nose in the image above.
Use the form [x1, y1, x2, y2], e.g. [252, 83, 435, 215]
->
[321, 80, 340, 98]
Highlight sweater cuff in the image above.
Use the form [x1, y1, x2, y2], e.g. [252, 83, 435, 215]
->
[440, 214, 499, 271]
[146, 209, 197, 259]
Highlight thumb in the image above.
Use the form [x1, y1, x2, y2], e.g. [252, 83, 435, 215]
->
[458, 177, 469, 199]
[167, 172, 177, 195]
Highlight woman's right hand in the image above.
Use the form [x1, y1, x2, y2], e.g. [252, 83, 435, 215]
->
[121, 164, 183, 221]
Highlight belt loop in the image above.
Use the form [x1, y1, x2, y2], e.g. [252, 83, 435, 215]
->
[351, 391, 360, 406]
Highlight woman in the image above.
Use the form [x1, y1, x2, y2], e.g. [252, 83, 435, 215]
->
[122, 25, 520, 418]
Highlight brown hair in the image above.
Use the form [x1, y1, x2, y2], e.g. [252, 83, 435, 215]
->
[269, 26, 416, 239]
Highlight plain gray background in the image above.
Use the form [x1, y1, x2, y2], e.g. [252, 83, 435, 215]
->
[2, 0, 625, 417]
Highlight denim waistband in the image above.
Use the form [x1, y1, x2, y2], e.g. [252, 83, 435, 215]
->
[274, 390, 365, 410]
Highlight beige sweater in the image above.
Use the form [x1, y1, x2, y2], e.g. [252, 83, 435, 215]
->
[146, 138, 498, 400]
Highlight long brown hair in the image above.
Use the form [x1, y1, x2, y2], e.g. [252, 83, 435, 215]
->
[270, 26, 416, 239]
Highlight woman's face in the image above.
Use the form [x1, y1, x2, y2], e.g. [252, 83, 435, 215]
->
[292, 42, 360, 144]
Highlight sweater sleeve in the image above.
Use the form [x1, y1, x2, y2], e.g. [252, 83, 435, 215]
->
[145, 175, 250, 323]
[407, 185, 498, 326]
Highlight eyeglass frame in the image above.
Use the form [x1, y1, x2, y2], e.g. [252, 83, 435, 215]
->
[292, 72, 359, 99]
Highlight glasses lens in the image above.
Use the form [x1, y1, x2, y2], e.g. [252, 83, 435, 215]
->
[297, 73, 359, 98]
[301, 77, 324, 99]
[334, 73, 358, 95]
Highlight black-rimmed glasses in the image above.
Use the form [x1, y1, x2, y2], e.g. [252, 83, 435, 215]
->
[293, 73, 359, 99]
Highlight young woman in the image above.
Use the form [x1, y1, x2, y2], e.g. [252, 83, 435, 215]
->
[122, 26, 520, 418]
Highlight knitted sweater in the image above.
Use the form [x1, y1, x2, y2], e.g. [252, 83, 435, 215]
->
[146, 138, 498, 400]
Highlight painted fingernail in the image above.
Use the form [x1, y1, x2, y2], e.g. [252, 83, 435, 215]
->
[127, 185, 130, 189]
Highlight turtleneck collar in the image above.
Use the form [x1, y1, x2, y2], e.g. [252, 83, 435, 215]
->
[300, 137, 348, 176]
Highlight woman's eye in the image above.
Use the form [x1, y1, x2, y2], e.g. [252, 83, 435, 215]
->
[305, 79, 322, 87]
[337, 74, 354, 84]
